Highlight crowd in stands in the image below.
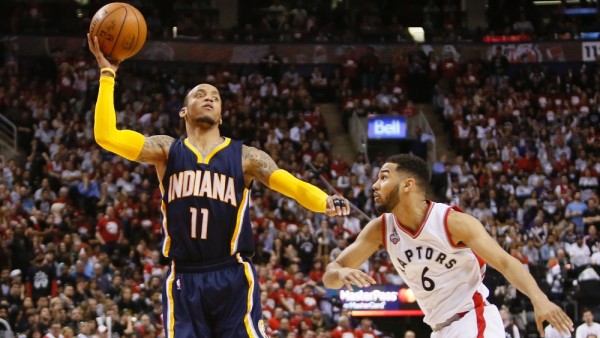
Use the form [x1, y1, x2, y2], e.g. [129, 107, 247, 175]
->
[2, 0, 596, 43]
[2, 3, 600, 336]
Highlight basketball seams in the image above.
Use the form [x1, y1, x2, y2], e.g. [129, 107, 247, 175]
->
[91, 5, 122, 54]
[90, 2, 146, 61]
[106, 5, 128, 59]
[91, 4, 126, 60]
[129, 7, 142, 59]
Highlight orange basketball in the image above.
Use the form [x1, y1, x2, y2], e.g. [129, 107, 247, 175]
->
[89, 2, 147, 62]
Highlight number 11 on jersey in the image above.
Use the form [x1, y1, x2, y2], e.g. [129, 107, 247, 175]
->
[190, 207, 209, 239]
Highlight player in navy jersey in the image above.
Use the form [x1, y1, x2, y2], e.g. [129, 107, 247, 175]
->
[88, 35, 350, 337]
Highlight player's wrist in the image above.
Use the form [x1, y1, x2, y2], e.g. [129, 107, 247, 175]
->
[100, 67, 116, 78]
[531, 294, 549, 307]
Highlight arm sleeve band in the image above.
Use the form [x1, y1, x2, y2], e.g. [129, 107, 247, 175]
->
[268, 169, 327, 213]
[94, 76, 145, 161]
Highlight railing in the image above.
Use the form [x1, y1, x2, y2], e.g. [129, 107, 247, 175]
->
[0, 114, 17, 155]
[303, 161, 372, 221]
[407, 110, 437, 180]
[0, 318, 13, 338]
[349, 112, 369, 162]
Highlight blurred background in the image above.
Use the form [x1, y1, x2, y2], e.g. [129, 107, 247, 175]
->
[1, 0, 600, 337]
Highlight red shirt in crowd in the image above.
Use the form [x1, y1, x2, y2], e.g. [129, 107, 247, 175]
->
[331, 326, 355, 338]
[96, 216, 121, 243]
[354, 328, 379, 338]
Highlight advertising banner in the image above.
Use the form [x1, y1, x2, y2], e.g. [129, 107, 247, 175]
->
[326, 284, 424, 317]
[8, 36, 584, 64]
[367, 115, 408, 139]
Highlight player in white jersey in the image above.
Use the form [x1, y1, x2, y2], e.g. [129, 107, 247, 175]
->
[323, 154, 573, 338]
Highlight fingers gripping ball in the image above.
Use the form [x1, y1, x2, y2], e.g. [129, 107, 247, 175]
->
[89, 2, 147, 62]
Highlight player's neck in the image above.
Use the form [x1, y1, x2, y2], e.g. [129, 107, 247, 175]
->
[186, 127, 224, 153]
[392, 197, 429, 231]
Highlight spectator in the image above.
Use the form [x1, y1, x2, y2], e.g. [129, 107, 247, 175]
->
[566, 192, 588, 234]
[403, 330, 416, 338]
[576, 308, 600, 338]
[95, 206, 123, 258]
[583, 198, 600, 235]
[500, 306, 523, 338]
[568, 235, 591, 269]
[354, 317, 379, 337]
[25, 253, 58, 302]
[260, 46, 284, 83]
[310, 307, 334, 331]
[545, 323, 571, 338]
[331, 315, 353, 338]
[541, 235, 562, 264]
[545, 248, 571, 303]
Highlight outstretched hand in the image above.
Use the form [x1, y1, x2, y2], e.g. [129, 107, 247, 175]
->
[325, 194, 350, 217]
[534, 298, 573, 337]
[337, 267, 376, 290]
[87, 33, 120, 72]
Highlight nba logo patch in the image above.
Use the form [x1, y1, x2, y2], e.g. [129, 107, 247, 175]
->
[390, 229, 400, 245]
[176, 279, 182, 290]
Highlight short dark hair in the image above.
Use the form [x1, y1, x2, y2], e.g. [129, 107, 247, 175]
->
[386, 154, 429, 188]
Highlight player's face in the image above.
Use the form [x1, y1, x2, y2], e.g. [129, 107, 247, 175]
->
[372, 163, 401, 213]
[181, 84, 222, 127]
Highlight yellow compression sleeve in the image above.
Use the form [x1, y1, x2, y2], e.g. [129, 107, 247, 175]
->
[94, 76, 145, 161]
[268, 169, 327, 213]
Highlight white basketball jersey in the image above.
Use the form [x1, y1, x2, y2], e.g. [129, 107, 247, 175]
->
[382, 201, 489, 327]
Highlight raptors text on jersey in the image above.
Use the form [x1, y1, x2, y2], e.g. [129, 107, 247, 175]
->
[381, 201, 489, 327]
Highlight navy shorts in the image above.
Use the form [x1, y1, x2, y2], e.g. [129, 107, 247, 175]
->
[162, 254, 268, 338]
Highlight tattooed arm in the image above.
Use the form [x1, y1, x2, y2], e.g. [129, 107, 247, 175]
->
[136, 135, 175, 164]
[242, 145, 349, 216]
[241, 145, 279, 186]
[134, 135, 174, 181]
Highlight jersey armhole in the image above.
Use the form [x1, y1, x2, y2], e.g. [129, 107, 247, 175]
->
[381, 214, 387, 250]
[444, 206, 468, 248]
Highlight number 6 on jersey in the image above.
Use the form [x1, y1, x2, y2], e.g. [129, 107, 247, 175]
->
[190, 207, 209, 239]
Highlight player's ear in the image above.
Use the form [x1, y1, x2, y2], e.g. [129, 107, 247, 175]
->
[179, 107, 187, 118]
[403, 178, 415, 192]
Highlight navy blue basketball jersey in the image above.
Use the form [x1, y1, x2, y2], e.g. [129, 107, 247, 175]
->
[159, 137, 253, 262]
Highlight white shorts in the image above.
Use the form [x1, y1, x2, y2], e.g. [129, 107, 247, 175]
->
[430, 305, 504, 338]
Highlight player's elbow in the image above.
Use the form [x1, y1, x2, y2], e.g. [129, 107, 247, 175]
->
[95, 133, 109, 148]
[94, 126, 112, 147]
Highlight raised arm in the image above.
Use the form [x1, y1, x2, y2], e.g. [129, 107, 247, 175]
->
[89, 34, 173, 168]
[323, 217, 381, 289]
[447, 210, 574, 337]
[242, 145, 349, 216]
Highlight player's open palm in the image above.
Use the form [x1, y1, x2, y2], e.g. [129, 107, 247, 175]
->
[534, 299, 573, 337]
[338, 267, 376, 290]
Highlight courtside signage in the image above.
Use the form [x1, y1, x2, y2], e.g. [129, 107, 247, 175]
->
[367, 116, 407, 139]
[326, 284, 424, 317]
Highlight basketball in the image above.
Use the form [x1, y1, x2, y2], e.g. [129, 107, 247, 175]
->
[89, 2, 147, 62]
